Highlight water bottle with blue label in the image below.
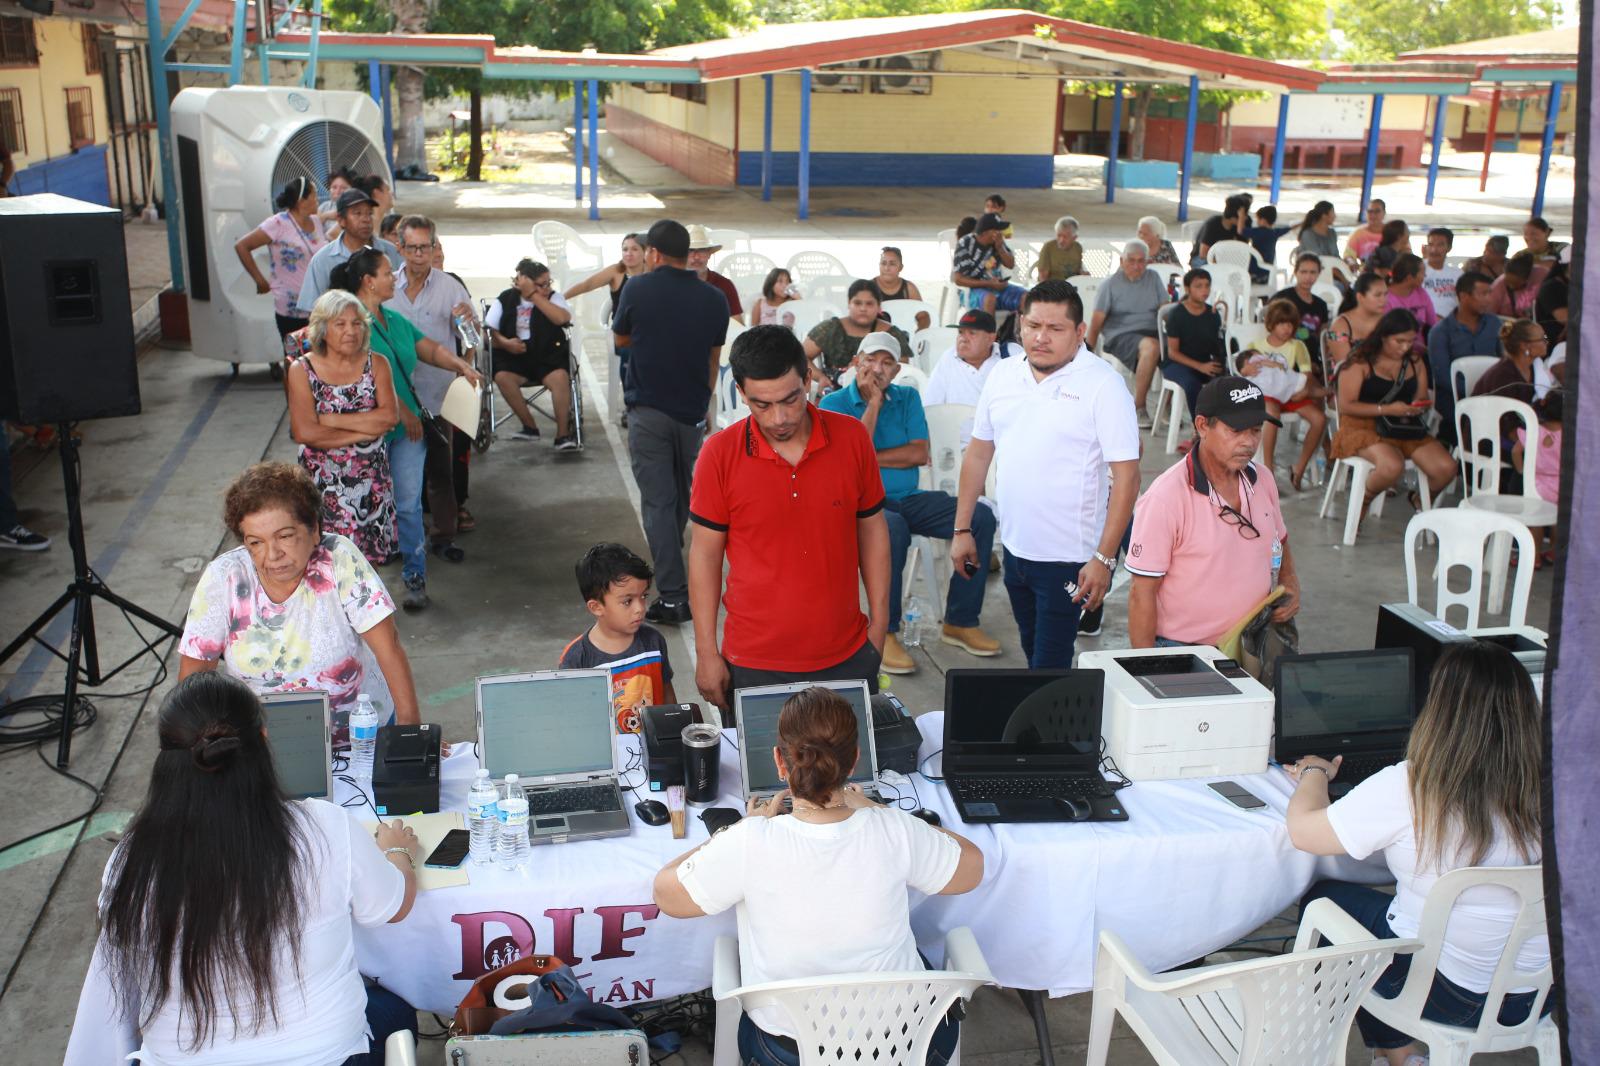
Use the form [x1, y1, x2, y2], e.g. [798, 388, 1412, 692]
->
[466, 769, 499, 867]
[902, 596, 926, 648]
[1270, 537, 1283, 588]
[349, 693, 379, 776]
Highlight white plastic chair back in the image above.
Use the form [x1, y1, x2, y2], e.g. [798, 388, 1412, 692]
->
[717, 250, 777, 279]
[880, 299, 935, 334]
[893, 364, 928, 393]
[1067, 274, 1101, 311]
[740, 975, 986, 1066]
[1318, 254, 1352, 285]
[1358, 866, 1557, 1063]
[1148, 263, 1184, 294]
[1202, 263, 1254, 327]
[1179, 220, 1204, 244]
[912, 326, 959, 375]
[1455, 396, 1539, 500]
[1207, 241, 1266, 276]
[1450, 355, 1501, 405]
[531, 221, 602, 275]
[724, 316, 748, 350]
[786, 250, 851, 286]
[803, 274, 855, 308]
[718, 367, 750, 428]
[1009, 244, 1035, 283]
[782, 299, 836, 339]
[568, 287, 610, 333]
[707, 227, 750, 253]
[924, 404, 974, 497]
[1311, 281, 1343, 315]
[1079, 239, 1119, 277]
[936, 227, 958, 253]
[1404, 508, 1534, 631]
[726, 274, 770, 313]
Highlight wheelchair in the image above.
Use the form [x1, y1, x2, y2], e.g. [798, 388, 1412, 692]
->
[474, 298, 584, 453]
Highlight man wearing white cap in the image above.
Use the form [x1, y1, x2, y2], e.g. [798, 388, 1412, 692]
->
[687, 225, 744, 325]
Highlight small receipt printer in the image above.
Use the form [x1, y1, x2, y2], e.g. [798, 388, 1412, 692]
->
[871, 692, 922, 776]
[644, 704, 701, 791]
[373, 722, 441, 815]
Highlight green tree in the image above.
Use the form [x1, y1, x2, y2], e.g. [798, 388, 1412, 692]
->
[1334, 0, 1560, 61]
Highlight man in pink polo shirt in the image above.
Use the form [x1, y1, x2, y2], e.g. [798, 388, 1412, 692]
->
[1126, 376, 1301, 647]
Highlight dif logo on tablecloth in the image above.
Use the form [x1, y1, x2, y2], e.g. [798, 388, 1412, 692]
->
[452, 904, 662, 1004]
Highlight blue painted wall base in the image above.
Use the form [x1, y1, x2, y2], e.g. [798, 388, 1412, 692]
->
[1189, 153, 1261, 181]
[1104, 160, 1178, 189]
[737, 151, 1053, 188]
[9, 145, 111, 205]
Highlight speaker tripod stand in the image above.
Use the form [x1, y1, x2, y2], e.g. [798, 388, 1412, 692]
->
[0, 424, 182, 767]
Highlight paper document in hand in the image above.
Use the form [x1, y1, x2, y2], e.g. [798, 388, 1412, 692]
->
[441, 377, 481, 436]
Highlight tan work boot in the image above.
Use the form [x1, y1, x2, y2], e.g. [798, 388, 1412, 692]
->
[881, 633, 916, 674]
[941, 624, 1000, 657]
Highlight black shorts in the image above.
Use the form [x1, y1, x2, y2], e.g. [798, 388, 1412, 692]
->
[492, 345, 569, 384]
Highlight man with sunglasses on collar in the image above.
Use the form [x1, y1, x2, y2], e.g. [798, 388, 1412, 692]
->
[1125, 376, 1300, 648]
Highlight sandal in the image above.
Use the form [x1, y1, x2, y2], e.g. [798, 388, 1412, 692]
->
[1407, 490, 1423, 513]
[1290, 463, 1307, 493]
[457, 506, 476, 533]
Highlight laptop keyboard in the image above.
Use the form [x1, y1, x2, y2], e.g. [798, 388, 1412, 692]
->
[953, 774, 1111, 801]
[1332, 754, 1398, 785]
[528, 784, 620, 816]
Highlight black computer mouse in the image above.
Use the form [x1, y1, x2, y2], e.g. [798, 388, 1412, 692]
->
[634, 799, 669, 826]
[909, 807, 941, 827]
[1055, 796, 1093, 822]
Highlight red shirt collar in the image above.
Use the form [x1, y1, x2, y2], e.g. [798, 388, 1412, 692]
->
[743, 403, 832, 461]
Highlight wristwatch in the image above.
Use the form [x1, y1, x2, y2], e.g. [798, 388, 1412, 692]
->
[1092, 551, 1117, 571]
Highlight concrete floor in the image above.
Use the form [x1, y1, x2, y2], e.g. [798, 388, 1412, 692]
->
[0, 159, 1562, 1064]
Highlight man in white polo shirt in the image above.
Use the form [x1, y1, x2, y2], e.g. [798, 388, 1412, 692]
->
[952, 279, 1141, 668]
[1125, 376, 1301, 647]
[922, 308, 1020, 447]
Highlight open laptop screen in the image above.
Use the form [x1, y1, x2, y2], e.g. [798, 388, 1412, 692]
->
[1275, 650, 1414, 744]
[737, 680, 874, 795]
[479, 673, 614, 780]
[261, 692, 331, 800]
[945, 670, 1103, 759]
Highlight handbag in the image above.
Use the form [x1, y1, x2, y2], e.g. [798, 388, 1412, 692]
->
[1373, 356, 1429, 441]
[450, 953, 568, 1036]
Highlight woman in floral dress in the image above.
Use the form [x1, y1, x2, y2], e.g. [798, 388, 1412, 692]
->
[285, 289, 400, 564]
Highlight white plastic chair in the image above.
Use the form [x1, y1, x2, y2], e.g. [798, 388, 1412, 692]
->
[803, 273, 855, 308]
[1148, 305, 1187, 455]
[912, 326, 959, 376]
[1449, 355, 1500, 406]
[724, 316, 748, 350]
[1203, 263, 1254, 329]
[786, 250, 851, 286]
[923, 404, 974, 497]
[531, 221, 603, 277]
[1067, 274, 1101, 312]
[711, 927, 995, 1066]
[1318, 254, 1353, 286]
[782, 299, 836, 340]
[1455, 396, 1556, 612]
[1179, 220, 1205, 244]
[1311, 281, 1343, 315]
[1209, 240, 1276, 301]
[880, 299, 936, 334]
[1079, 239, 1119, 277]
[717, 250, 777, 279]
[1404, 508, 1535, 632]
[387, 1028, 650, 1065]
[1087, 898, 1420, 1066]
[717, 366, 750, 429]
[1358, 866, 1558, 1066]
[706, 227, 750, 252]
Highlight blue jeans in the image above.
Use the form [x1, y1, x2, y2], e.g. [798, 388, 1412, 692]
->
[885, 493, 995, 631]
[1160, 360, 1211, 423]
[386, 435, 428, 585]
[960, 284, 1025, 312]
[0, 439, 17, 530]
[1002, 550, 1084, 668]
[1301, 880, 1546, 1050]
[340, 982, 417, 1065]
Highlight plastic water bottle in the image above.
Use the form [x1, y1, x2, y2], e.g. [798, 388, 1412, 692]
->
[349, 693, 379, 775]
[454, 312, 482, 351]
[496, 774, 530, 870]
[466, 769, 499, 866]
[902, 596, 926, 648]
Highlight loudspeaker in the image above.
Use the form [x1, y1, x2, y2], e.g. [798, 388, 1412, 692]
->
[0, 194, 140, 424]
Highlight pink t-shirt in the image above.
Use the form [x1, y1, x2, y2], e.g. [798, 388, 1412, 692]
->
[1347, 228, 1383, 262]
[1386, 287, 1437, 351]
[259, 211, 327, 317]
[1515, 426, 1561, 505]
[1127, 455, 1289, 645]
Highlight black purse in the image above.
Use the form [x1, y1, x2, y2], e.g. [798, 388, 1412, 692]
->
[1373, 357, 1429, 441]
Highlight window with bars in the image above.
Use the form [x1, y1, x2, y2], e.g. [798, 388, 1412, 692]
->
[82, 24, 102, 75]
[66, 86, 94, 146]
[0, 17, 37, 67]
[0, 87, 23, 155]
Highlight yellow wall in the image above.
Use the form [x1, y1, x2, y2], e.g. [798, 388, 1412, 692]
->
[0, 16, 107, 168]
[1445, 93, 1576, 138]
[610, 80, 737, 148]
[1229, 93, 1429, 131]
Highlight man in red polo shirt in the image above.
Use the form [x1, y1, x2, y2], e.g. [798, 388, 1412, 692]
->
[688, 325, 890, 715]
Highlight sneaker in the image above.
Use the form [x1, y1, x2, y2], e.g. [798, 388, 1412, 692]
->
[940, 624, 1000, 657]
[402, 577, 430, 611]
[554, 434, 580, 452]
[645, 599, 692, 625]
[431, 541, 465, 563]
[881, 634, 916, 675]
[509, 424, 540, 442]
[1078, 604, 1104, 637]
[1137, 407, 1154, 430]
[0, 524, 51, 551]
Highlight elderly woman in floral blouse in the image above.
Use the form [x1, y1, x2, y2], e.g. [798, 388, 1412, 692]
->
[178, 462, 420, 742]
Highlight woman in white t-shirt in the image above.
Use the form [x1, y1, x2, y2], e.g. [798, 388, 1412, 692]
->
[78, 672, 421, 1064]
[653, 687, 983, 1066]
[1285, 642, 1548, 1066]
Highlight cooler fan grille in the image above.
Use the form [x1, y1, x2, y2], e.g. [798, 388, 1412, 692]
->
[272, 119, 388, 197]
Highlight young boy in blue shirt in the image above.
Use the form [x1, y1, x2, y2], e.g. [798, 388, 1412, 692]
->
[1245, 205, 1292, 285]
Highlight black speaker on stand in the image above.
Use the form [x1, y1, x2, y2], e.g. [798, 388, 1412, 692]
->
[0, 194, 182, 767]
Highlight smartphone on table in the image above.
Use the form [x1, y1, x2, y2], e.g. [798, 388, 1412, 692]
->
[424, 829, 472, 869]
[1207, 780, 1266, 811]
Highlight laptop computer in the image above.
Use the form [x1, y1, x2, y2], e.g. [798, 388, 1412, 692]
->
[942, 669, 1127, 823]
[1274, 648, 1416, 798]
[734, 679, 882, 804]
[260, 690, 333, 801]
[474, 669, 629, 845]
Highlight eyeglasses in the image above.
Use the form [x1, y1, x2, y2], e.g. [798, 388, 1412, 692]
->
[1217, 501, 1260, 540]
[401, 243, 434, 254]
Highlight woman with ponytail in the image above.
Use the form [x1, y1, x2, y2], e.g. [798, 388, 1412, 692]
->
[73, 672, 420, 1063]
[234, 176, 328, 360]
[652, 687, 983, 1066]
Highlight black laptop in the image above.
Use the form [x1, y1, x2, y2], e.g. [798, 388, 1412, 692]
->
[942, 669, 1127, 824]
[1274, 648, 1416, 798]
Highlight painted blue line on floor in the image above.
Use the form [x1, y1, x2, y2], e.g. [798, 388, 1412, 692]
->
[0, 376, 234, 705]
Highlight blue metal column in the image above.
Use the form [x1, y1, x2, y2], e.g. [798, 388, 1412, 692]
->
[1269, 94, 1289, 203]
[1104, 81, 1123, 205]
[1358, 94, 1384, 223]
[1532, 82, 1564, 217]
[573, 81, 584, 202]
[587, 78, 600, 221]
[798, 69, 812, 220]
[1177, 75, 1198, 223]
[145, 0, 184, 291]
[301, 0, 321, 87]
[379, 64, 393, 173]
[1425, 94, 1448, 205]
[761, 74, 774, 202]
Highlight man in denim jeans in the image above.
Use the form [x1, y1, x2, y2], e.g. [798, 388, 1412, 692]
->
[952, 280, 1140, 668]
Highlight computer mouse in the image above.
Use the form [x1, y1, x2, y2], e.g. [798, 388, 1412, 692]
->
[909, 807, 941, 827]
[1055, 796, 1093, 822]
[634, 799, 669, 826]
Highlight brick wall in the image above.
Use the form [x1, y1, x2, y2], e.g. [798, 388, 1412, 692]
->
[606, 105, 737, 186]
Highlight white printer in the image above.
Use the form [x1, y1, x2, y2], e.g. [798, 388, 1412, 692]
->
[1078, 645, 1273, 780]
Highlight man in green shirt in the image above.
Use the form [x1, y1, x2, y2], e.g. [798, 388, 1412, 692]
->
[1036, 216, 1084, 282]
